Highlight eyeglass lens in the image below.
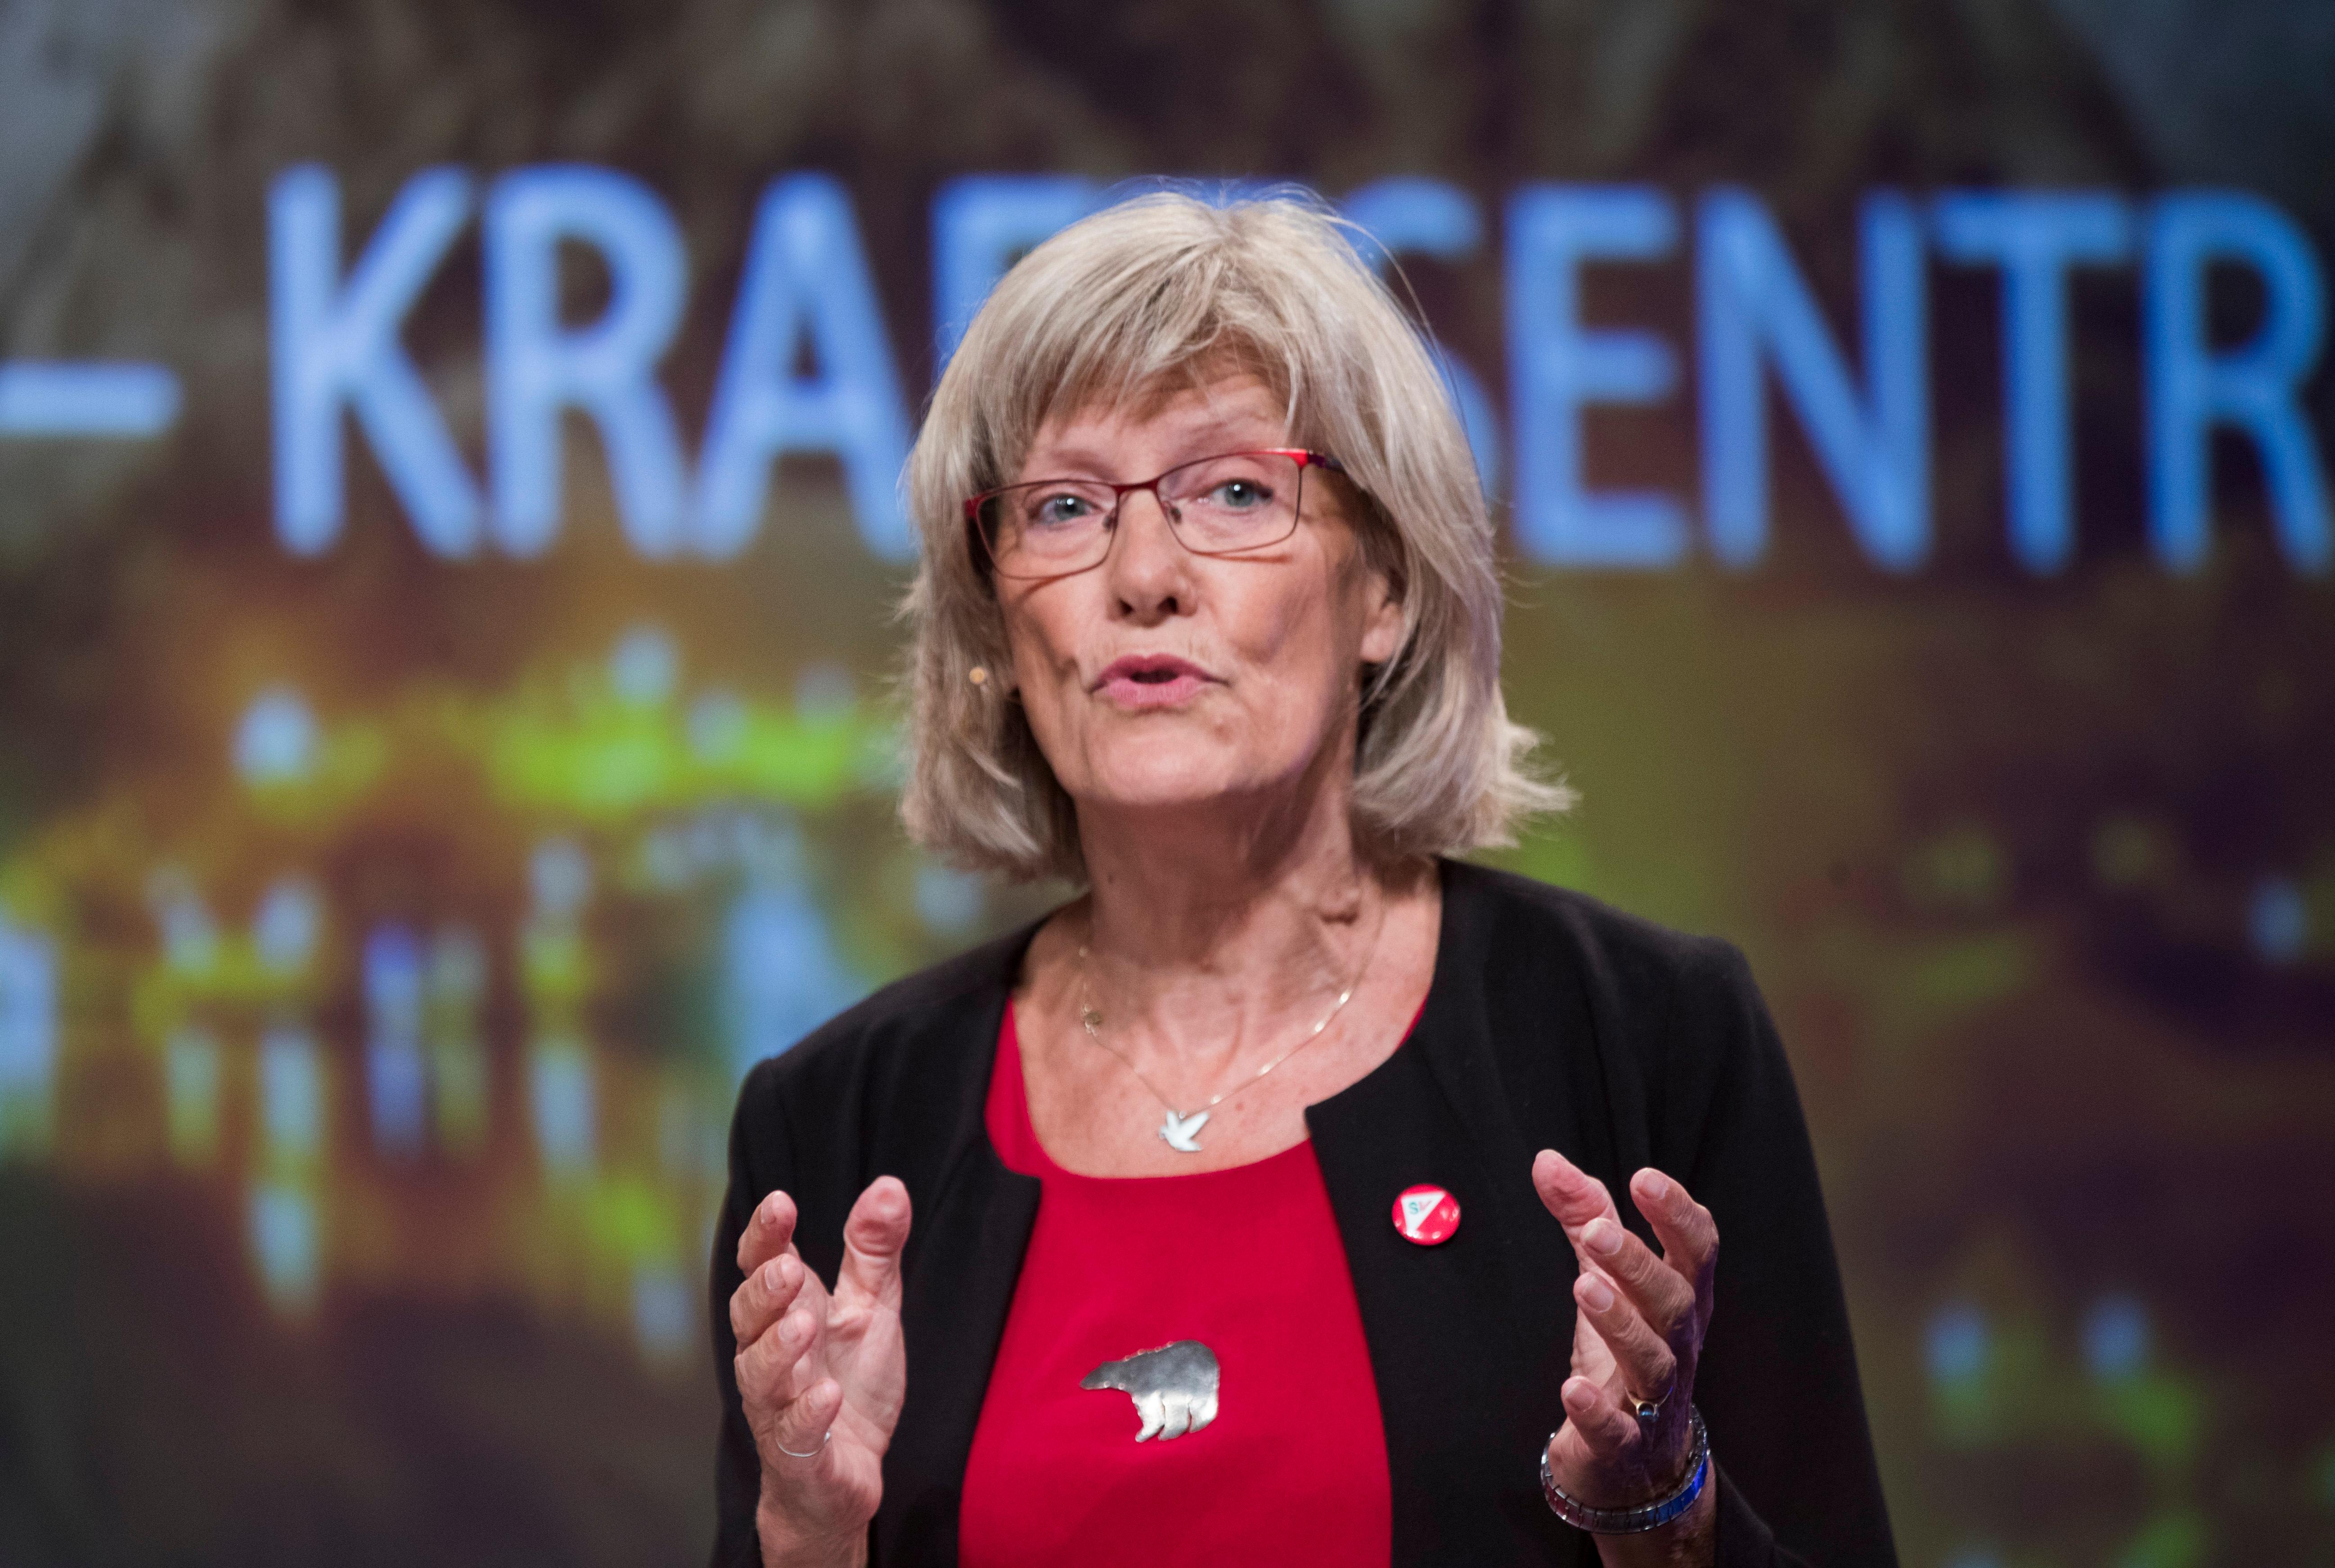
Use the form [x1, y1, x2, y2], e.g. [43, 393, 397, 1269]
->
[977, 451, 1306, 575]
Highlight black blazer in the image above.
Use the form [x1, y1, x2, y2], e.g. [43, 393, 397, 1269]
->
[709, 861, 1898, 1567]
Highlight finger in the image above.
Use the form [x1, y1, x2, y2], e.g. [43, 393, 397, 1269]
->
[737, 1304, 825, 1414]
[729, 1249, 810, 1349]
[1533, 1151, 1632, 1312]
[1630, 1168, 1719, 1310]
[1574, 1271, 1678, 1403]
[737, 1188, 801, 1279]
[1532, 1148, 1624, 1241]
[765, 1375, 844, 1473]
[1582, 1215, 1697, 1342]
[833, 1175, 912, 1311]
[1559, 1374, 1642, 1460]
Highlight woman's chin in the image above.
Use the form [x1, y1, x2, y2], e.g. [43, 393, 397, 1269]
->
[1071, 757, 1280, 819]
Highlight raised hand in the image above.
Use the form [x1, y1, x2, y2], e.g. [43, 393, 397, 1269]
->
[1531, 1148, 1719, 1541]
[729, 1176, 913, 1568]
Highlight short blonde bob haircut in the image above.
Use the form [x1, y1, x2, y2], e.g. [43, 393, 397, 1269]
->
[899, 188, 1566, 883]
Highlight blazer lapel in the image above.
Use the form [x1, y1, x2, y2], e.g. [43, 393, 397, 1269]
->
[872, 928, 1043, 1566]
[879, 1137, 1039, 1563]
[1306, 861, 1599, 1564]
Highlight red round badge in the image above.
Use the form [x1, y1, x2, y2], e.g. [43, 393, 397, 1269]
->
[1392, 1184, 1461, 1246]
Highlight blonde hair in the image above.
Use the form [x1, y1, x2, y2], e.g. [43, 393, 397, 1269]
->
[899, 188, 1568, 882]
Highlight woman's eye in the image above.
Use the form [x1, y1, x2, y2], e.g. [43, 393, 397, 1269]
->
[1029, 492, 1096, 527]
[1208, 480, 1270, 509]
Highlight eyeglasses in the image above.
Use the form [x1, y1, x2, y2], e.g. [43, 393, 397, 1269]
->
[965, 448, 1345, 580]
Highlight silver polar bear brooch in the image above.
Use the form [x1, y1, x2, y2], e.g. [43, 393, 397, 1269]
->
[1080, 1340, 1221, 1442]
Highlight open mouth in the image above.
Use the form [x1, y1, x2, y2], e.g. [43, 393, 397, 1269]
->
[1094, 655, 1213, 706]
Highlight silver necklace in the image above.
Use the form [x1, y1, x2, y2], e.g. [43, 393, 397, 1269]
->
[1075, 903, 1385, 1154]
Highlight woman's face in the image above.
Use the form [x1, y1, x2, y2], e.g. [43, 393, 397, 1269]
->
[994, 371, 1404, 832]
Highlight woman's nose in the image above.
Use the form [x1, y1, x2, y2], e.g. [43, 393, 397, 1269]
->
[1104, 487, 1191, 620]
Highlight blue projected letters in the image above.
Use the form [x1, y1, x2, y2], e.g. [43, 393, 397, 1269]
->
[1343, 177, 1481, 268]
[486, 166, 693, 558]
[271, 166, 482, 557]
[1698, 189, 1930, 572]
[931, 175, 1102, 366]
[697, 175, 915, 561]
[1934, 192, 2132, 575]
[1507, 184, 1683, 567]
[259, 164, 2331, 579]
[0, 362, 180, 437]
[1345, 177, 1502, 497]
[2144, 192, 2330, 575]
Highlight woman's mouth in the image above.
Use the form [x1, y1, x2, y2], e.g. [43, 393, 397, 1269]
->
[1093, 655, 1215, 709]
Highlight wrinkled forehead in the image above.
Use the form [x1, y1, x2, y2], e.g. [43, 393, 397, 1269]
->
[1017, 356, 1301, 469]
[985, 336, 1307, 488]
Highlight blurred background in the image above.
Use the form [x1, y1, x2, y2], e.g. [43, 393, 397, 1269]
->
[1, 0, 2331, 1564]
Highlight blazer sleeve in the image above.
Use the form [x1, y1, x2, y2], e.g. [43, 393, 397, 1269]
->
[1657, 940, 1898, 1568]
[708, 1058, 795, 1568]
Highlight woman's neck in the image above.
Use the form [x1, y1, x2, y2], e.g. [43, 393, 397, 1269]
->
[1069, 761, 1411, 1064]
[1016, 754, 1444, 1175]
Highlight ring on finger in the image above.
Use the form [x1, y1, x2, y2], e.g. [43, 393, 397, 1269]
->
[774, 1429, 831, 1460]
[1628, 1379, 1676, 1437]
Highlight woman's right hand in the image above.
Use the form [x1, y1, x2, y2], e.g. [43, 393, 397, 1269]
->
[730, 1177, 913, 1568]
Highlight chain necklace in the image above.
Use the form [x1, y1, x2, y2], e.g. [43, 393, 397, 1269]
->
[1075, 900, 1386, 1154]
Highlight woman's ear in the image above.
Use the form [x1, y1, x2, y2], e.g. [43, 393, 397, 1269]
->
[1358, 563, 1406, 667]
[1338, 481, 1408, 668]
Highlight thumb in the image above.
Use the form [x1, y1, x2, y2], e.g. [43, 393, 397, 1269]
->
[1533, 1147, 1623, 1239]
[834, 1175, 912, 1309]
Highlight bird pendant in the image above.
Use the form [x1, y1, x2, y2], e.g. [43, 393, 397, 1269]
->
[1157, 1108, 1210, 1153]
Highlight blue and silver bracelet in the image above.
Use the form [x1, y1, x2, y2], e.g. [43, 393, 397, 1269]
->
[1539, 1406, 1710, 1534]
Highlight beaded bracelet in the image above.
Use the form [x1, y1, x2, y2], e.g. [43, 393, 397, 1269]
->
[1539, 1406, 1710, 1534]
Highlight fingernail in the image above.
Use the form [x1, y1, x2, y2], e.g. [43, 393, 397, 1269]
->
[1562, 1377, 1595, 1411]
[762, 1261, 783, 1292]
[778, 1314, 803, 1344]
[1586, 1219, 1624, 1257]
[1578, 1274, 1615, 1312]
[1638, 1172, 1671, 1205]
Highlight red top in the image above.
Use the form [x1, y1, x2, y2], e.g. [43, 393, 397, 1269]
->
[958, 1002, 1394, 1568]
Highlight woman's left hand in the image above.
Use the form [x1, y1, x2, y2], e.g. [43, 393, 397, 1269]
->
[1531, 1149, 1719, 1550]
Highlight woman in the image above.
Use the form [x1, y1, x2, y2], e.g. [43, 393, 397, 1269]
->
[710, 191, 1895, 1568]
